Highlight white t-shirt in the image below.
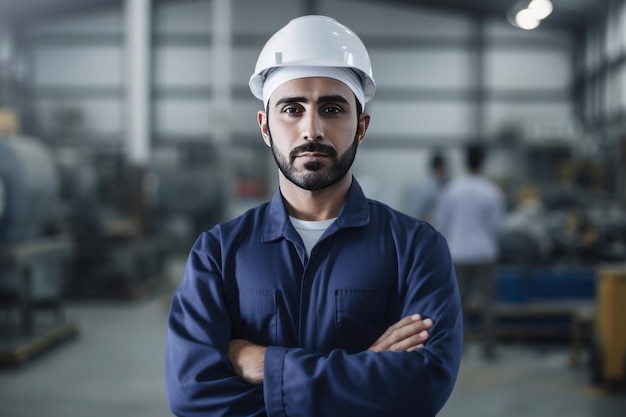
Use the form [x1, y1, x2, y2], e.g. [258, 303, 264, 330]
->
[289, 216, 336, 256]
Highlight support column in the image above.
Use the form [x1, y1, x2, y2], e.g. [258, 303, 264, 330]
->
[211, 0, 232, 144]
[125, 0, 151, 165]
[124, 0, 151, 235]
[472, 15, 486, 142]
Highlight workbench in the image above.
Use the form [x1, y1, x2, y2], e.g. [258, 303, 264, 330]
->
[0, 235, 78, 366]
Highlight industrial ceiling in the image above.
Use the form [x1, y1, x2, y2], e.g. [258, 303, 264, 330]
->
[383, 0, 610, 32]
[0, 0, 612, 33]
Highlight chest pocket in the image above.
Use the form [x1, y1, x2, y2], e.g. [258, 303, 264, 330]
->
[235, 289, 277, 346]
[335, 288, 390, 353]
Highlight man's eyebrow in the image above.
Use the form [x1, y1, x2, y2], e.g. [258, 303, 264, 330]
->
[275, 96, 307, 106]
[318, 95, 350, 105]
[274, 94, 351, 107]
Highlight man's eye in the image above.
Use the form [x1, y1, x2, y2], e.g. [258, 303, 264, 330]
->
[282, 106, 300, 114]
[322, 106, 342, 114]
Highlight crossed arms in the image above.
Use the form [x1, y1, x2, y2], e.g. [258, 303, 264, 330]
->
[228, 314, 434, 384]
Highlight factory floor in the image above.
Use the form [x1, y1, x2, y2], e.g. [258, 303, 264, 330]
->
[1, 275, 625, 416]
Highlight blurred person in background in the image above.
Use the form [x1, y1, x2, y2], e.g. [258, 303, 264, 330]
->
[436, 142, 505, 360]
[408, 152, 448, 223]
[164, 15, 463, 417]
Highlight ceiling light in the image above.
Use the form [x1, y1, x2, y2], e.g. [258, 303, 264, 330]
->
[528, 0, 553, 20]
[515, 9, 540, 30]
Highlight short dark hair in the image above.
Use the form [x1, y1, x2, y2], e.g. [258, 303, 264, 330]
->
[431, 153, 445, 170]
[466, 142, 486, 172]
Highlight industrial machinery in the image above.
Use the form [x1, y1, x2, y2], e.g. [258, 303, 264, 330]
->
[59, 142, 226, 299]
[58, 149, 170, 299]
[492, 180, 626, 342]
[0, 135, 61, 241]
[0, 133, 77, 366]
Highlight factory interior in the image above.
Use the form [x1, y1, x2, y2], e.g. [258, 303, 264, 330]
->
[1, 0, 626, 415]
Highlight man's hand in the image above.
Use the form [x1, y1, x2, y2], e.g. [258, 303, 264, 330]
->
[228, 314, 431, 382]
[368, 314, 433, 353]
[227, 339, 266, 385]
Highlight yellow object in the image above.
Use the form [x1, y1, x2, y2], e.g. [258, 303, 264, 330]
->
[515, 185, 540, 208]
[0, 107, 19, 134]
[596, 266, 626, 381]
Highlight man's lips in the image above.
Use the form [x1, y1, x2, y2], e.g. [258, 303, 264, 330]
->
[295, 152, 330, 162]
[297, 151, 329, 157]
[289, 144, 336, 162]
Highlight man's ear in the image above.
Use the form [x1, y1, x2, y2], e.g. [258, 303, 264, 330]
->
[257, 110, 271, 147]
[357, 113, 371, 144]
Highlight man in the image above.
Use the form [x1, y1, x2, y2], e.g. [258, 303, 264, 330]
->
[436, 143, 505, 360]
[165, 15, 462, 417]
[408, 152, 448, 223]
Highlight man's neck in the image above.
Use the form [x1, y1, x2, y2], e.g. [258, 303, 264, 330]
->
[278, 174, 352, 221]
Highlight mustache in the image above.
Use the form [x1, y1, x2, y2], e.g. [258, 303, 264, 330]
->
[289, 142, 337, 160]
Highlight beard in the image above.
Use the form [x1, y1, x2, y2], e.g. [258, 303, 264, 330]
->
[268, 128, 359, 191]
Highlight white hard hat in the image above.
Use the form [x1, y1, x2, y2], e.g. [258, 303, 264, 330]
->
[249, 15, 376, 105]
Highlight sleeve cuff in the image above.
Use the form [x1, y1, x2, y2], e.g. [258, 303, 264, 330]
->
[263, 345, 287, 417]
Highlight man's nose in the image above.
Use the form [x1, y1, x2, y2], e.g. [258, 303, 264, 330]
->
[301, 111, 323, 141]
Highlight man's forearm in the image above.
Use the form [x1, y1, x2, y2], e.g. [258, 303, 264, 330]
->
[228, 314, 433, 384]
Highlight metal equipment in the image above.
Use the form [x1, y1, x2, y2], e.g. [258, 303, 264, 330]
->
[0, 134, 77, 366]
[0, 135, 61, 242]
[59, 151, 170, 299]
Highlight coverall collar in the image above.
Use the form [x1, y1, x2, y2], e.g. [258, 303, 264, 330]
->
[262, 176, 370, 243]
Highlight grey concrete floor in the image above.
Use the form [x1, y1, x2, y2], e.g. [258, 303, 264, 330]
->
[1, 291, 625, 417]
[440, 343, 626, 417]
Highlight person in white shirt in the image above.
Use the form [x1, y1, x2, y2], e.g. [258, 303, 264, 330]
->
[436, 143, 505, 360]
